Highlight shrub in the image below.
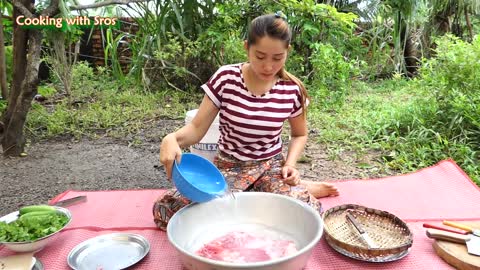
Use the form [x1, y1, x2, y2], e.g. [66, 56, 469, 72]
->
[419, 35, 480, 152]
[309, 43, 360, 108]
[5, 45, 13, 84]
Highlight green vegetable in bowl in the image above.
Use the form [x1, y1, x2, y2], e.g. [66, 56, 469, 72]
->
[19, 204, 56, 215]
[0, 205, 69, 242]
[19, 210, 58, 221]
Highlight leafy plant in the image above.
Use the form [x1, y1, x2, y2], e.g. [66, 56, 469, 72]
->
[419, 34, 480, 152]
[103, 27, 127, 81]
[0, 212, 69, 242]
[143, 33, 205, 91]
[121, 0, 217, 89]
[44, 30, 81, 97]
[196, 3, 246, 66]
[0, 0, 13, 43]
[4, 45, 12, 83]
[70, 61, 99, 98]
[38, 85, 57, 98]
[0, 99, 6, 112]
[309, 42, 361, 107]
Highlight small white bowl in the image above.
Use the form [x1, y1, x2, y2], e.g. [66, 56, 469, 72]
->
[0, 206, 72, 253]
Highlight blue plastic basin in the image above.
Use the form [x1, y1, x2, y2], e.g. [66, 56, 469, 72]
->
[172, 153, 227, 203]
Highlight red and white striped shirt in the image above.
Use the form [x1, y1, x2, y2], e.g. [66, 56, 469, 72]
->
[201, 63, 304, 161]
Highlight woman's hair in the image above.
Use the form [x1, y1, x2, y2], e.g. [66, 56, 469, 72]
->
[247, 14, 309, 117]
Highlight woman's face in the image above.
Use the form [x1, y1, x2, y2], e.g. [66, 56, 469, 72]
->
[245, 36, 289, 82]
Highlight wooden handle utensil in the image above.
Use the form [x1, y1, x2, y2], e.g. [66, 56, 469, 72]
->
[426, 228, 471, 244]
[444, 220, 480, 237]
[423, 223, 469, 234]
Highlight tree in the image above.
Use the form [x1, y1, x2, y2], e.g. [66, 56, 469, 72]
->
[0, 0, 11, 100]
[1, 0, 147, 156]
[425, 0, 480, 52]
[432, 0, 479, 36]
[0, 13, 8, 100]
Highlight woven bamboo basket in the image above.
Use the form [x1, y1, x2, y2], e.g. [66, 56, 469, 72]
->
[322, 204, 413, 262]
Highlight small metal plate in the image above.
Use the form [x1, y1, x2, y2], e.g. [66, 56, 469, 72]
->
[32, 257, 44, 270]
[67, 233, 150, 270]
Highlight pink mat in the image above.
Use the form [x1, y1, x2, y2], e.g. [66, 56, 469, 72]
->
[1, 159, 479, 269]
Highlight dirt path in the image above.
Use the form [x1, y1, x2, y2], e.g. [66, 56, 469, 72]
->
[0, 121, 385, 216]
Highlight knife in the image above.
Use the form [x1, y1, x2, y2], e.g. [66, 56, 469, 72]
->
[346, 212, 378, 249]
[426, 228, 480, 256]
[443, 220, 480, 237]
[51, 196, 87, 207]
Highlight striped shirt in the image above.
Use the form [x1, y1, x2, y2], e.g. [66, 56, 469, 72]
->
[201, 63, 304, 161]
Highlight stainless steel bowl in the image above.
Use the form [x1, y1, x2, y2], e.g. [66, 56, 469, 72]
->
[0, 206, 72, 253]
[167, 192, 323, 270]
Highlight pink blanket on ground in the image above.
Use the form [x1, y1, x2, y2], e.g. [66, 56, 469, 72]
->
[1, 159, 479, 269]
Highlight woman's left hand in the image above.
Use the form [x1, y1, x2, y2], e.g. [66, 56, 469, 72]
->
[281, 165, 301, 186]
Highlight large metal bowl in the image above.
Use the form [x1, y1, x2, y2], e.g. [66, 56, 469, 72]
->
[0, 206, 72, 253]
[167, 192, 323, 270]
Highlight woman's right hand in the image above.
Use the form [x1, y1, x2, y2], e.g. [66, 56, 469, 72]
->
[159, 133, 182, 179]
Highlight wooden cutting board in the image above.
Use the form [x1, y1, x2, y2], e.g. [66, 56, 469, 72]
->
[0, 253, 34, 270]
[432, 221, 480, 270]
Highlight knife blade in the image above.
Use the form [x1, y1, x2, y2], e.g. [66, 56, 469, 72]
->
[346, 212, 378, 249]
[426, 228, 480, 256]
[443, 220, 480, 237]
[52, 195, 87, 207]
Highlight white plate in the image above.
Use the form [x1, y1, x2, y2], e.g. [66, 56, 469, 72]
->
[67, 233, 150, 270]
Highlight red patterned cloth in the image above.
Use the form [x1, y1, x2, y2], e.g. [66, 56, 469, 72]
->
[1, 159, 478, 269]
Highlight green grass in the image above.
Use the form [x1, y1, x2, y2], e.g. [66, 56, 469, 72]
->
[27, 88, 201, 139]
[308, 79, 480, 185]
[25, 63, 202, 140]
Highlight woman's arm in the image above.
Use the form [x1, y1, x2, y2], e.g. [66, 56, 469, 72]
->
[281, 114, 308, 185]
[285, 114, 308, 167]
[160, 95, 219, 178]
[173, 95, 219, 147]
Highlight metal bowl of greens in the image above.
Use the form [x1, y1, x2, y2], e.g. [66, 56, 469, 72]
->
[0, 205, 72, 253]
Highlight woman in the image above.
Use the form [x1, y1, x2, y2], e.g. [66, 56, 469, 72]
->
[154, 12, 339, 230]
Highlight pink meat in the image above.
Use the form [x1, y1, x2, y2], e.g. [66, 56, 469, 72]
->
[196, 231, 297, 263]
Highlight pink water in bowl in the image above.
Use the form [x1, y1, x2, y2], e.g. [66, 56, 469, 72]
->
[196, 231, 297, 263]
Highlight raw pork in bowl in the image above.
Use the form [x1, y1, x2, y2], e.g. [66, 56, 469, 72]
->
[167, 192, 323, 270]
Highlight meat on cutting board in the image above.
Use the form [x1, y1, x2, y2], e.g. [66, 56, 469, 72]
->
[196, 231, 297, 263]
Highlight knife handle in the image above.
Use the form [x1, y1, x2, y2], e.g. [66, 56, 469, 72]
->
[443, 220, 473, 232]
[346, 213, 365, 234]
[423, 223, 468, 234]
[426, 228, 470, 244]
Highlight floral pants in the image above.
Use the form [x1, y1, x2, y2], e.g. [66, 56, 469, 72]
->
[152, 151, 322, 231]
